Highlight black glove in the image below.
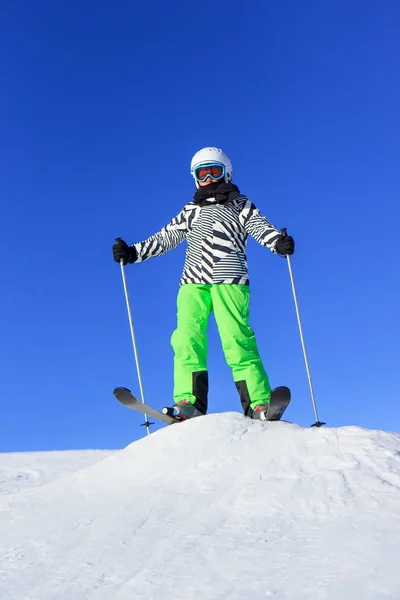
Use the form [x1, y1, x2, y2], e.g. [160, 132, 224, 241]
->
[275, 233, 295, 256]
[112, 238, 138, 265]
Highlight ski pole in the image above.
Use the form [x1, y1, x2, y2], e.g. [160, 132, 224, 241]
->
[116, 238, 151, 435]
[281, 229, 325, 427]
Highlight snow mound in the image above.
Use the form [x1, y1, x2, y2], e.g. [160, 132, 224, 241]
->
[1, 414, 400, 599]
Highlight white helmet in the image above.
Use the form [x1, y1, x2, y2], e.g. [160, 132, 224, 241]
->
[190, 147, 233, 188]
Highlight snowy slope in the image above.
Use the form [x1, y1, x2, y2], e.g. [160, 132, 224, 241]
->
[0, 450, 115, 494]
[0, 415, 399, 600]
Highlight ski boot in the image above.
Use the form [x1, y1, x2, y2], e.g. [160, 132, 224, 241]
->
[250, 403, 270, 421]
[162, 400, 205, 421]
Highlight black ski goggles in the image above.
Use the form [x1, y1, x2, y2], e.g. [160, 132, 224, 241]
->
[194, 163, 226, 183]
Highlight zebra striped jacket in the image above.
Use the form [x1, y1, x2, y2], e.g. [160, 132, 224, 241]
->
[133, 193, 281, 286]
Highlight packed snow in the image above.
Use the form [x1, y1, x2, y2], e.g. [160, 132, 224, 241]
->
[0, 414, 399, 599]
[0, 450, 115, 494]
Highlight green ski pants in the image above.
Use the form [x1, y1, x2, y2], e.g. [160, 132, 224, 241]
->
[170, 284, 271, 415]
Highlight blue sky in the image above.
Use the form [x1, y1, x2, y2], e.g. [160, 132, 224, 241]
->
[2, 0, 399, 451]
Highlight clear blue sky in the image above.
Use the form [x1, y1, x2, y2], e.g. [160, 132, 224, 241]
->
[2, 0, 399, 451]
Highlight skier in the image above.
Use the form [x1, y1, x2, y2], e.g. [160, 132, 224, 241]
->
[113, 147, 294, 421]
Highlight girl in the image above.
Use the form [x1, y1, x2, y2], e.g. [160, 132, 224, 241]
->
[113, 147, 294, 420]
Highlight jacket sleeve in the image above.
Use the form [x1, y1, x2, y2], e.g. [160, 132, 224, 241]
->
[239, 199, 281, 251]
[133, 207, 188, 262]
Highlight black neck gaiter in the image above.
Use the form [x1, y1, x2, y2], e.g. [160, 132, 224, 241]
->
[193, 181, 240, 206]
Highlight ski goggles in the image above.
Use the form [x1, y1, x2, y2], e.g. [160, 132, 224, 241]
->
[193, 162, 226, 183]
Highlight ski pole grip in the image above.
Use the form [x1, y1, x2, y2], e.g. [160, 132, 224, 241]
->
[115, 237, 123, 245]
[281, 228, 288, 237]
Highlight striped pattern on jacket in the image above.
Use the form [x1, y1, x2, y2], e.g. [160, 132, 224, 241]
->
[133, 194, 281, 285]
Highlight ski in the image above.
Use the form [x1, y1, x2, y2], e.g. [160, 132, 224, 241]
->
[114, 385, 291, 426]
[113, 387, 179, 425]
[266, 386, 291, 420]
